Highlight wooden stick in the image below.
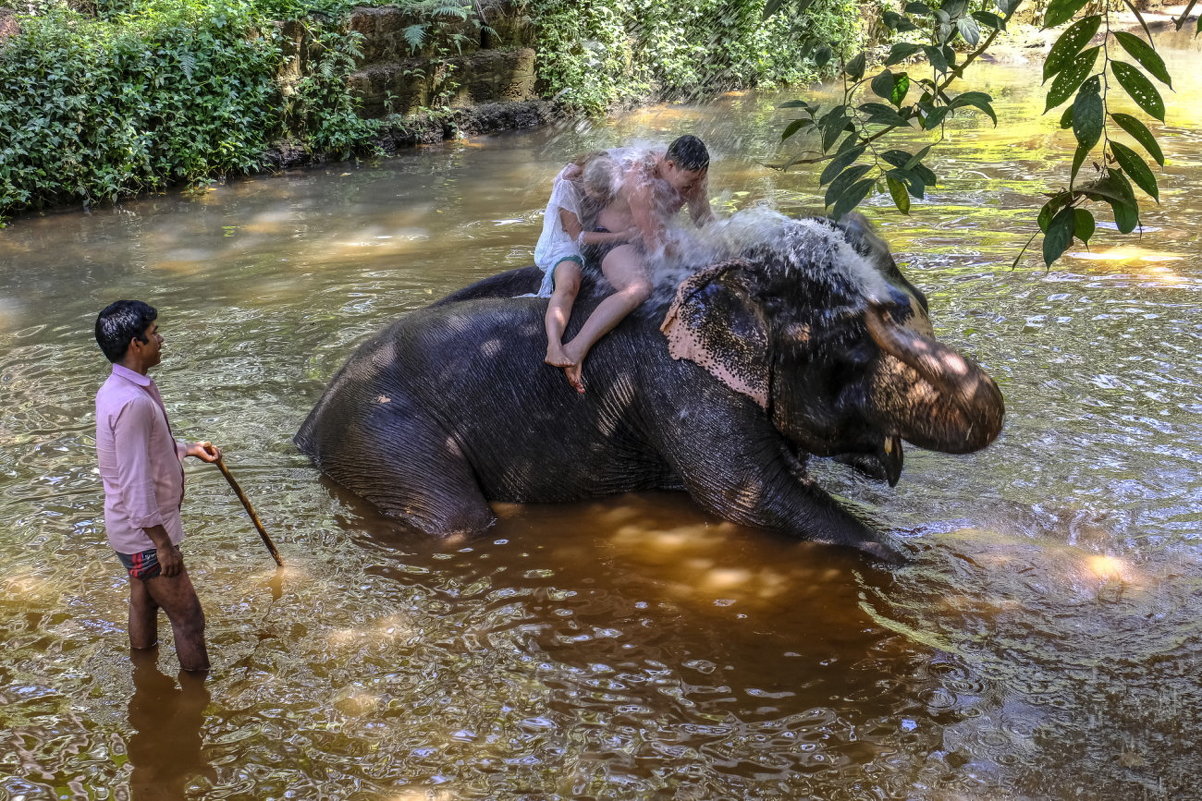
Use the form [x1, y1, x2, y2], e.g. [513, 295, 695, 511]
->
[214, 455, 284, 567]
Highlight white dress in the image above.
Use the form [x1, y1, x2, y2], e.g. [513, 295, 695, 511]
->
[532, 166, 584, 298]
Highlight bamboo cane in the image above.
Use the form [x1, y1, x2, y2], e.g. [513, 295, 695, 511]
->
[214, 455, 284, 567]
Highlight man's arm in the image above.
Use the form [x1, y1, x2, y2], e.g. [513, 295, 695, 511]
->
[686, 177, 715, 227]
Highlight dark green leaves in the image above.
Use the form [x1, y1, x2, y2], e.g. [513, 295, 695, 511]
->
[1112, 31, 1172, 87]
[1043, 206, 1075, 265]
[1043, 0, 1090, 28]
[1073, 208, 1096, 243]
[1044, 47, 1099, 112]
[1110, 141, 1159, 200]
[1110, 112, 1164, 165]
[845, 52, 866, 81]
[948, 91, 996, 125]
[886, 175, 911, 214]
[819, 145, 867, 186]
[831, 179, 877, 220]
[825, 164, 873, 207]
[885, 43, 923, 65]
[1071, 77, 1102, 153]
[1111, 61, 1165, 121]
[1043, 15, 1101, 82]
[869, 70, 910, 107]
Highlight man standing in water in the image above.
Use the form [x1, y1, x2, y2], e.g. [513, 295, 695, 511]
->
[560, 134, 715, 392]
[94, 300, 220, 672]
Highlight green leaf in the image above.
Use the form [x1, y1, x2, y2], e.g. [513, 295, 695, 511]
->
[814, 46, 833, 68]
[891, 74, 911, 106]
[1073, 208, 1096, 243]
[922, 105, 951, 129]
[762, 0, 786, 18]
[1122, 0, 1156, 43]
[1044, 0, 1090, 28]
[1059, 105, 1075, 128]
[886, 43, 924, 65]
[831, 178, 877, 220]
[972, 11, 1005, 28]
[845, 52, 867, 81]
[913, 163, 938, 187]
[1110, 112, 1164, 165]
[880, 150, 913, 169]
[948, 91, 997, 124]
[923, 45, 949, 73]
[781, 118, 807, 141]
[819, 145, 867, 186]
[905, 1, 932, 14]
[886, 175, 912, 214]
[956, 17, 981, 45]
[1071, 141, 1091, 184]
[1110, 140, 1159, 200]
[1111, 61, 1166, 121]
[1038, 193, 1072, 232]
[1043, 206, 1075, 265]
[1043, 15, 1101, 82]
[1071, 79, 1103, 152]
[1044, 46, 1099, 112]
[870, 70, 896, 101]
[777, 100, 813, 109]
[1112, 199, 1140, 233]
[888, 167, 927, 198]
[996, 0, 1023, 14]
[860, 102, 910, 127]
[1112, 31, 1172, 87]
[825, 164, 873, 207]
[904, 145, 932, 170]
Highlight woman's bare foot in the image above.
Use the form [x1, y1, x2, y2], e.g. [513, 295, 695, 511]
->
[562, 362, 586, 394]
[559, 342, 586, 393]
[544, 344, 575, 369]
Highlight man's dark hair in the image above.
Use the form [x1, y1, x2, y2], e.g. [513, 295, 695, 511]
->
[667, 135, 710, 172]
[95, 300, 157, 363]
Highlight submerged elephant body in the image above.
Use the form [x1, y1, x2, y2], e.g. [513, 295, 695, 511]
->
[296, 214, 1004, 560]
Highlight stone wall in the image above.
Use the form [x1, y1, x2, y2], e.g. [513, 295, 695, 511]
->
[345, 4, 539, 118]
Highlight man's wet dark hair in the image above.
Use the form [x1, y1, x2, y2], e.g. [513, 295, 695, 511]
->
[667, 135, 710, 172]
[95, 300, 157, 363]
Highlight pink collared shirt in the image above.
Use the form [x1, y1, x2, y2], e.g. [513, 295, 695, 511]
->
[95, 364, 188, 554]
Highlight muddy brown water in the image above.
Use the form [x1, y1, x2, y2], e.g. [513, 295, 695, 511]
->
[2, 31, 1201, 800]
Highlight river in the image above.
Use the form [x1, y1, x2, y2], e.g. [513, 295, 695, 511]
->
[1, 28, 1201, 801]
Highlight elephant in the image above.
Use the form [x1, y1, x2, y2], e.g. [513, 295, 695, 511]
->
[295, 212, 1005, 562]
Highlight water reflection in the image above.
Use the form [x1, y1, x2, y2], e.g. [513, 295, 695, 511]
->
[127, 650, 214, 800]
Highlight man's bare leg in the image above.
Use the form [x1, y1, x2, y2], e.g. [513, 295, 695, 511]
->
[142, 567, 209, 672]
[561, 245, 652, 392]
[128, 576, 159, 650]
[544, 260, 583, 374]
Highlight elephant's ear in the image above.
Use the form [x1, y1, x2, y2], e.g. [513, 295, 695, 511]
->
[660, 259, 771, 409]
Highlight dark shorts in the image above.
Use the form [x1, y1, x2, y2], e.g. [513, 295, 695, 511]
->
[116, 546, 175, 580]
[582, 226, 622, 271]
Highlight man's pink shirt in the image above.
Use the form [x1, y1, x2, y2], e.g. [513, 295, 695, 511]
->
[95, 364, 187, 554]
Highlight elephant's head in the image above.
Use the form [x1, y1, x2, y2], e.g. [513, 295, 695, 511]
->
[660, 213, 1004, 485]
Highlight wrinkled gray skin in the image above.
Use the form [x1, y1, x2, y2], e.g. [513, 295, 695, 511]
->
[295, 214, 1005, 563]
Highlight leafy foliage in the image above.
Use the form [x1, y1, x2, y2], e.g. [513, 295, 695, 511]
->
[771, 0, 1183, 267]
[528, 0, 865, 113]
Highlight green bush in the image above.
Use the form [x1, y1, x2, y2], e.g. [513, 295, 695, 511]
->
[0, 1, 282, 212]
[528, 0, 862, 113]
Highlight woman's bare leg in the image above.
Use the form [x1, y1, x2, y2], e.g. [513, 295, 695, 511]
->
[561, 245, 652, 392]
[544, 260, 583, 370]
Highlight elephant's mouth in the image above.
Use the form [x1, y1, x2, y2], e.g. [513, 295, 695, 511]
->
[833, 435, 904, 487]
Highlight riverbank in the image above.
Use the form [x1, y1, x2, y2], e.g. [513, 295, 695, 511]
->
[0, 0, 856, 222]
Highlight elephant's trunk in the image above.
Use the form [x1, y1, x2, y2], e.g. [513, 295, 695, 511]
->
[865, 303, 1005, 454]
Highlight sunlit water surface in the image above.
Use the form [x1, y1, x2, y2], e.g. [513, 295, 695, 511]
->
[2, 29, 1201, 801]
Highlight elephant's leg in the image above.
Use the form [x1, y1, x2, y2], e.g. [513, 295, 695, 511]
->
[319, 399, 495, 536]
[654, 407, 901, 562]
